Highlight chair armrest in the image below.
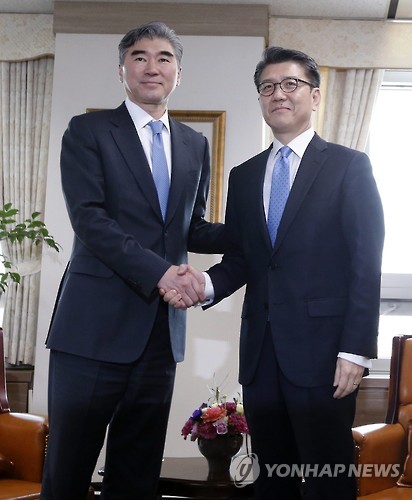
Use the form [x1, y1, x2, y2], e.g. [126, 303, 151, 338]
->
[0, 412, 48, 483]
[0, 452, 14, 478]
[352, 422, 407, 496]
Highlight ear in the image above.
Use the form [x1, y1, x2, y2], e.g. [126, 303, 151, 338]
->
[118, 65, 124, 83]
[176, 66, 182, 87]
[311, 87, 321, 111]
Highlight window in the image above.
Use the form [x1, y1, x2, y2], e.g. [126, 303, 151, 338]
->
[368, 70, 412, 370]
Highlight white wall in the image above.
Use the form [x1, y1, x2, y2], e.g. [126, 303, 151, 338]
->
[32, 32, 265, 463]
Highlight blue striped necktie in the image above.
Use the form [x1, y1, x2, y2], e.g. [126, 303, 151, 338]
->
[148, 120, 170, 220]
[267, 146, 292, 245]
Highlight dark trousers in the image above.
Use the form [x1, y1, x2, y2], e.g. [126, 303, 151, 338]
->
[242, 325, 357, 500]
[40, 302, 176, 500]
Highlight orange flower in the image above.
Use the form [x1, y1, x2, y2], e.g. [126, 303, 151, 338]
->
[202, 405, 226, 422]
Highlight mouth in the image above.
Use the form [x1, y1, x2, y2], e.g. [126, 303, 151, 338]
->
[142, 81, 161, 87]
[272, 105, 290, 113]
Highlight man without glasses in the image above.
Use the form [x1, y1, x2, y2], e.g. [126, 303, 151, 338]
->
[41, 21, 226, 499]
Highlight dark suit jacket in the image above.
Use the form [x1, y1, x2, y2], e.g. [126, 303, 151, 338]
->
[207, 133, 385, 387]
[46, 103, 226, 364]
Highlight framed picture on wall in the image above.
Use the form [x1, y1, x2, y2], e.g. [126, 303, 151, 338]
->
[170, 110, 226, 223]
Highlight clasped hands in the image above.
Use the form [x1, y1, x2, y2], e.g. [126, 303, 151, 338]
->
[157, 264, 204, 309]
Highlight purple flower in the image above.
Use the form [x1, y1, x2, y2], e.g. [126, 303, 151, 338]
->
[181, 419, 194, 439]
[197, 421, 218, 439]
[225, 402, 237, 415]
[191, 404, 206, 421]
[228, 413, 249, 435]
[214, 418, 228, 435]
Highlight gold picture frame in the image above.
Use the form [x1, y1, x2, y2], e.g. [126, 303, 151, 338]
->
[170, 110, 226, 223]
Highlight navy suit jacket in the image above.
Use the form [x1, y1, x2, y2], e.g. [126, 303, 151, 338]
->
[207, 134, 385, 387]
[46, 103, 226, 363]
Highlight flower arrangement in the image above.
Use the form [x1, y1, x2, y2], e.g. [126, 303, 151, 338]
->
[181, 386, 249, 441]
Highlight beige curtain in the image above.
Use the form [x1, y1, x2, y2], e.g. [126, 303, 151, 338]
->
[314, 67, 384, 151]
[0, 56, 54, 365]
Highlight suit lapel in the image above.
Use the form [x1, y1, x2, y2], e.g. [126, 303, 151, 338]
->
[165, 119, 189, 225]
[109, 103, 164, 221]
[273, 134, 328, 252]
[251, 149, 274, 248]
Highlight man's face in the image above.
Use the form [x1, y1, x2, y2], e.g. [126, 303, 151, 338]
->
[119, 37, 181, 114]
[258, 61, 320, 142]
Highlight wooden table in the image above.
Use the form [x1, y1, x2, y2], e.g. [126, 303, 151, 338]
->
[158, 457, 254, 499]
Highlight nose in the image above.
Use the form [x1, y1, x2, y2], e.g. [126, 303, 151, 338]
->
[145, 58, 159, 74]
[272, 83, 285, 98]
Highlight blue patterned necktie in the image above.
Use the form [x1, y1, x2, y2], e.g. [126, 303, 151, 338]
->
[148, 120, 170, 220]
[267, 146, 292, 245]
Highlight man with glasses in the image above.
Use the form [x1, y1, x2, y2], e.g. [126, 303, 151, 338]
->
[164, 47, 384, 499]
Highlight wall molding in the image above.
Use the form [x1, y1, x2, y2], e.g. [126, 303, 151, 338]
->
[54, 2, 268, 39]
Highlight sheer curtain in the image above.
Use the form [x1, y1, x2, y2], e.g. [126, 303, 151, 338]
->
[314, 67, 384, 151]
[0, 57, 54, 364]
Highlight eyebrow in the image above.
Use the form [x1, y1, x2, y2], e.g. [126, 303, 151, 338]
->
[261, 76, 301, 82]
[129, 49, 175, 59]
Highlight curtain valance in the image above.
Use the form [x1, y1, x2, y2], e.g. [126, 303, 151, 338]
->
[270, 17, 412, 69]
[0, 14, 54, 62]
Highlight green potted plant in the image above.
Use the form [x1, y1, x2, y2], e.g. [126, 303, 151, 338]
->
[0, 202, 59, 292]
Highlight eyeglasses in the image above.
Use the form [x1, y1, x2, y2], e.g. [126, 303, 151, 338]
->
[257, 77, 316, 96]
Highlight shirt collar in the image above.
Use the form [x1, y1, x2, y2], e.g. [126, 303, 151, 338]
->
[272, 127, 315, 159]
[125, 97, 170, 133]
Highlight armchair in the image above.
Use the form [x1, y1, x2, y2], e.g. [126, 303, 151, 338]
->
[353, 334, 412, 499]
[0, 412, 49, 499]
[0, 327, 48, 499]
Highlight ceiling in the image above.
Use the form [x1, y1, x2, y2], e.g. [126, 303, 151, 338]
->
[1, 0, 412, 20]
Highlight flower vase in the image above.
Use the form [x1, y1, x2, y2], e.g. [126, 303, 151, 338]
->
[197, 434, 243, 481]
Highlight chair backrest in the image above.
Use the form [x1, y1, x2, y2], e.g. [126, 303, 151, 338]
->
[385, 334, 412, 428]
[0, 327, 10, 414]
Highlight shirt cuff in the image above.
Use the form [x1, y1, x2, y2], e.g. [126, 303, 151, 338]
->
[197, 271, 214, 306]
[338, 352, 372, 369]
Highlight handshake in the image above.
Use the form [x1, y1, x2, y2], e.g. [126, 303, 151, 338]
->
[157, 264, 206, 309]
